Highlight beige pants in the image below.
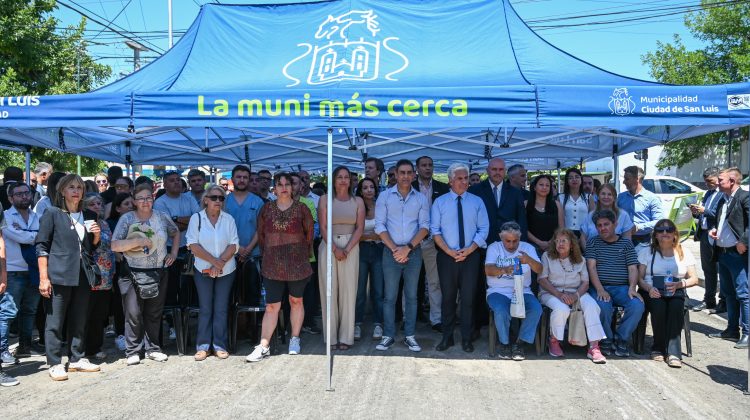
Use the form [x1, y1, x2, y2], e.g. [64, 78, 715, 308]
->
[318, 234, 360, 345]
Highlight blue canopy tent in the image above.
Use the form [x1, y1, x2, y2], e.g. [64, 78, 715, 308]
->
[1, 0, 750, 388]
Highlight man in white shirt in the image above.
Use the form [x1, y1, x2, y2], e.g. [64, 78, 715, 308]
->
[2, 182, 41, 357]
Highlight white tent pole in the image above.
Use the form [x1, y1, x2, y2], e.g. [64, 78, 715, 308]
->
[556, 161, 561, 193]
[167, 0, 173, 49]
[24, 149, 31, 187]
[613, 141, 620, 194]
[326, 128, 334, 392]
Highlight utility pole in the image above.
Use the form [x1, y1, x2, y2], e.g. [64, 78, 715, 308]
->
[125, 40, 149, 72]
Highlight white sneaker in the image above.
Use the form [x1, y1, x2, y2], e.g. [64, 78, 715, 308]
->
[115, 335, 127, 351]
[354, 325, 361, 341]
[246, 345, 270, 362]
[404, 335, 422, 352]
[146, 351, 168, 362]
[48, 364, 68, 381]
[168, 328, 176, 340]
[67, 358, 100, 372]
[372, 325, 383, 340]
[126, 355, 140, 366]
[288, 336, 301, 355]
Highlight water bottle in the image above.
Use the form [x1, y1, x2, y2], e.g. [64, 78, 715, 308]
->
[513, 257, 523, 275]
[664, 270, 674, 297]
[260, 285, 267, 306]
[143, 246, 149, 254]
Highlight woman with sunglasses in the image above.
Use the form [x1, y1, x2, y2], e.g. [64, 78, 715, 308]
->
[580, 184, 634, 249]
[185, 185, 239, 361]
[94, 173, 109, 193]
[637, 219, 698, 368]
[111, 184, 180, 366]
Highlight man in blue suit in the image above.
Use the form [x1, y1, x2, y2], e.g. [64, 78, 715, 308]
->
[467, 157, 527, 339]
[690, 167, 725, 312]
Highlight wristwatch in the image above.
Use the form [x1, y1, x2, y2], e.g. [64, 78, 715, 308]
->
[407, 243, 415, 251]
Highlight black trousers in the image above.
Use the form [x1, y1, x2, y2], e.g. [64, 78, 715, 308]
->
[121, 272, 169, 357]
[437, 250, 480, 341]
[699, 231, 722, 306]
[44, 274, 91, 366]
[647, 295, 685, 357]
[86, 289, 111, 356]
[111, 275, 125, 335]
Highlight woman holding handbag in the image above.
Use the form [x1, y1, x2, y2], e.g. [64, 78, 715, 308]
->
[111, 184, 180, 367]
[538, 228, 607, 363]
[185, 184, 239, 361]
[36, 174, 102, 381]
[637, 219, 698, 368]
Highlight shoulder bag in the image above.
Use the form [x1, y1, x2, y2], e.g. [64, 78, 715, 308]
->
[567, 294, 588, 347]
[73, 216, 102, 288]
[122, 259, 164, 300]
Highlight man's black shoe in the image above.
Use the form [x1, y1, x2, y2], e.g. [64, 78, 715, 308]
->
[461, 340, 474, 353]
[431, 323, 443, 333]
[511, 343, 526, 361]
[709, 301, 727, 314]
[734, 335, 749, 349]
[497, 344, 511, 360]
[436, 337, 454, 351]
[708, 329, 740, 341]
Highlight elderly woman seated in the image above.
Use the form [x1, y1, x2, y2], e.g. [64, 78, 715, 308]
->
[485, 222, 543, 361]
[538, 228, 607, 363]
[637, 219, 698, 368]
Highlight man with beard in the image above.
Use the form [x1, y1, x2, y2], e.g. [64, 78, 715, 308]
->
[2, 182, 41, 359]
[186, 169, 207, 205]
[225, 165, 265, 313]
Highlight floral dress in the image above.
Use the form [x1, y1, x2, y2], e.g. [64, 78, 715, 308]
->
[91, 221, 115, 291]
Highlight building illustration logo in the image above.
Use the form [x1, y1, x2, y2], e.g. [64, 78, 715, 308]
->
[282, 10, 409, 87]
[609, 88, 636, 116]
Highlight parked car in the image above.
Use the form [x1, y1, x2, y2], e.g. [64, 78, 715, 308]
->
[623, 175, 705, 212]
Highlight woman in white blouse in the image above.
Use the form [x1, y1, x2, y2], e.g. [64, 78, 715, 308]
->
[637, 219, 698, 368]
[557, 168, 593, 237]
[538, 228, 607, 363]
[186, 184, 240, 361]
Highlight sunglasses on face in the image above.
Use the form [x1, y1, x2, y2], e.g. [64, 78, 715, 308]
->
[654, 226, 676, 233]
[96, 180, 108, 184]
[206, 195, 225, 202]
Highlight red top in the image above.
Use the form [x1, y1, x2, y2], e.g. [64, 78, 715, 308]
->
[258, 200, 314, 281]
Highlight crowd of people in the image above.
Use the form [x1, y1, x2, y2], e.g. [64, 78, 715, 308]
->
[0, 157, 747, 387]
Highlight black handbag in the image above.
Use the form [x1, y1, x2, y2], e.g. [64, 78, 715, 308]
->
[123, 260, 164, 300]
[73, 220, 101, 288]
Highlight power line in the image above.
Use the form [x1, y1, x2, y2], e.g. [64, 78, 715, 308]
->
[89, 0, 133, 41]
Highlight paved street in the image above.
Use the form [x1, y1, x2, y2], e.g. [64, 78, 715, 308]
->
[2, 240, 748, 419]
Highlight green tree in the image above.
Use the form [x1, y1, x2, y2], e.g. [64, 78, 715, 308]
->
[642, 0, 749, 169]
[0, 0, 111, 175]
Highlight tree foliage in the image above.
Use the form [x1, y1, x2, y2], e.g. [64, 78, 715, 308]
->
[642, 0, 749, 169]
[0, 0, 111, 175]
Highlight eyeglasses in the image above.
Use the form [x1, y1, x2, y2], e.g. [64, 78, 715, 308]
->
[134, 196, 154, 203]
[654, 226, 676, 233]
[206, 195, 225, 202]
[96, 180, 108, 184]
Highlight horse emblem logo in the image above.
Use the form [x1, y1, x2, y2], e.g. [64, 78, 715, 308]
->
[282, 10, 409, 87]
[609, 88, 636, 116]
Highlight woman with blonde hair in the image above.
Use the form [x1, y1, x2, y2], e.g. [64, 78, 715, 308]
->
[580, 183, 634, 248]
[637, 219, 698, 368]
[538, 228, 607, 363]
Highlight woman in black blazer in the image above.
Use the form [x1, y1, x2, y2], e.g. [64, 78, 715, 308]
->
[36, 174, 101, 381]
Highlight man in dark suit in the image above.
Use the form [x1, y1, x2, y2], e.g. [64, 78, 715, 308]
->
[690, 167, 725, 312]
[709, 167, 749, 349]
[412, 156, 450, 331]
[467, 157, 528, 339]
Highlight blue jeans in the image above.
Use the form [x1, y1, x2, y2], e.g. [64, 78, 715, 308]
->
[382, 247, 422, 338]
[718, 249, 749, 335]
[0, 292, 18, 353]
[487, 293, 542, 345]
[6, 271, 40, 346]
[194, 271, 235, 352]
[355, 241, 384, 326]
[590, 285, 645, 345]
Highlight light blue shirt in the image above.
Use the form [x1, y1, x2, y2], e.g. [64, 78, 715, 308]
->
[430, 190, 489, 250]
[374, 185, 430, 246]
[617, 188, 664, 236]
[154, 193, 201, 247]
[225, 191, 264, 257]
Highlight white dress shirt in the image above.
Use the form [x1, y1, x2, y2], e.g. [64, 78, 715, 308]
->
[2, 207, 41, 272]
[186, 210, 240, 275]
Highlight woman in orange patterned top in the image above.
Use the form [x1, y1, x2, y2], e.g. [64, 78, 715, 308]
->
[246, 172, 314, 362]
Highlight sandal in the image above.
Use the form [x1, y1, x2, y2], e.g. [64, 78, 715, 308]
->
[667, 355, 682, 368]
[337, 343, 351, 351]
[330, 344, 339, 350]
[650, 351, 664, 362]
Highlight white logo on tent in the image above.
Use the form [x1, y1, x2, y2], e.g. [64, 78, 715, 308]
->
[609, 88, 636, 116]
[728, 94, 750, 111]
[282, 10, 409, 87]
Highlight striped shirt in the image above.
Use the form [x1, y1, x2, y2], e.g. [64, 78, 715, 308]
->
[584, 235, 638, 286]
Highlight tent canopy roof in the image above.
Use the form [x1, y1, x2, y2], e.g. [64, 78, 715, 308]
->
[1, 0, 748, 170]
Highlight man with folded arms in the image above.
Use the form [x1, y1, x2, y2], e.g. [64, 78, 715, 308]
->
[431, 163, 488, 353]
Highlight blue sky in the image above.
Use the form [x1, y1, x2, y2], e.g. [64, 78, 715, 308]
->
[54, 0, 707, 86]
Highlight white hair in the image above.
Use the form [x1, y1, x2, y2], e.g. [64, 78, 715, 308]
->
[447, 163, 470, 181]
[499, 221, 522, 239]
